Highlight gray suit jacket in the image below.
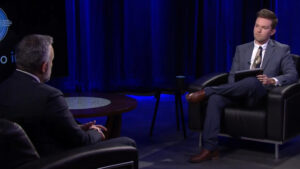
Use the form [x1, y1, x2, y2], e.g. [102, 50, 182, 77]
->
[229, 39, 298, 85]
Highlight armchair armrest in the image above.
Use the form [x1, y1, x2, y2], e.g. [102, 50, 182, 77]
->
[268, 83, 300, 97]
[188, 72, 228, 92]
[267, 83, 300, 141]
[18, 145, 138, 169]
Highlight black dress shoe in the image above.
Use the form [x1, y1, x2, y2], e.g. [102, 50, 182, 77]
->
[189, 149, 219, 163]
[185, 89, 206, 103]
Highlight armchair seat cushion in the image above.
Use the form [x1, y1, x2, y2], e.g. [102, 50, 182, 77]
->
[223, 107, 266, 139]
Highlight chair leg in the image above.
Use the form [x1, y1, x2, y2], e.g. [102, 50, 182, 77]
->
[175, 93, 180, 131]
[178, 93, 187, 138]
[198, 132, 202, 148]
[150, 91, 161, 136]
[275, 143, 279, 159]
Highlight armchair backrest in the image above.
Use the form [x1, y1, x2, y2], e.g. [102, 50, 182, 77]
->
[291, 54, 300, 78]
[0, 119, 40, 169]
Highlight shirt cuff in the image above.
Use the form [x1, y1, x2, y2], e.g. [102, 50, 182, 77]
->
[272, 78, 280, 86]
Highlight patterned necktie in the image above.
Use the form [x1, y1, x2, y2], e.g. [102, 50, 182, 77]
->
[251, 46, 263, 69]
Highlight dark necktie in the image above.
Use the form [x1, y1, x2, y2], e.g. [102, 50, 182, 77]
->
[251, 46, 262, 69]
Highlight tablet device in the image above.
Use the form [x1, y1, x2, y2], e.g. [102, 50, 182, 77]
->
[234, 68, 263, 81]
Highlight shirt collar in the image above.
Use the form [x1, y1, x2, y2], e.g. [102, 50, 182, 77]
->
[254, 40, 269, 50]
[16, 69, 41, 83]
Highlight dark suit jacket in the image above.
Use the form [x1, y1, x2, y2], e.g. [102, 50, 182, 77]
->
[0, 71, 102, 156]
[229, 39, 298, 85]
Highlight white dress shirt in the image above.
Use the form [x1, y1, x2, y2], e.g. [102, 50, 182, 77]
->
[250, 40, 279, 86]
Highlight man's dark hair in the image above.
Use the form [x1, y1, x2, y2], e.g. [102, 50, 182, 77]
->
[15, 34, 53, 74]
[257, 9, 278, 29]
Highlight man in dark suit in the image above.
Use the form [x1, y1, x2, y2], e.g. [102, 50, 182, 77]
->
[0, 34, 135, 157]
[186, 9, 298, 163]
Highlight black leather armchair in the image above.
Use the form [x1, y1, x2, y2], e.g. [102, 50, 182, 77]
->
[0, 119, 138, 169]
[188, 54, 300, 159]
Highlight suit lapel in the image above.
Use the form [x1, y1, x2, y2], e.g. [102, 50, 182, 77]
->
[244, 43, 254, 69]
[262, 40, 275, 69]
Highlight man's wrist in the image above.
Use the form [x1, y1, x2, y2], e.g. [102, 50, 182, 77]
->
[271, 77, 280, 86]
[269, 78, 276, 85]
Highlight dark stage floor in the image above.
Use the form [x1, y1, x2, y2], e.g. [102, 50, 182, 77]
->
[77, 94, 300, 169]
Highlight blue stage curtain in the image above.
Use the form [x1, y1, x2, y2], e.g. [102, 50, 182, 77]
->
[50, 0, 299, 92]
[276, 0, 300, 55]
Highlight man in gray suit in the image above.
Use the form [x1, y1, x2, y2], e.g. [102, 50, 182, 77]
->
[186, 9, 298, 163]
[0, 34, 135, 157]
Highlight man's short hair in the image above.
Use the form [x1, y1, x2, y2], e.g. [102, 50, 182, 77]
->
[257, 9, 278, 29]
[15, 34, 53, 74]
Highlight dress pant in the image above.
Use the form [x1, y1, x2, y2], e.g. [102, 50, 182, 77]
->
[201, 77, 267, 151]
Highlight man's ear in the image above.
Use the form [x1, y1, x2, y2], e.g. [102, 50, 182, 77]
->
[41, 62, 48, 73]
[271, 29, 276, 36]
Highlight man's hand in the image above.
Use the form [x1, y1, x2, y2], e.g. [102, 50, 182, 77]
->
[80, 120, 108, 139]
[256, 74, 276, 85]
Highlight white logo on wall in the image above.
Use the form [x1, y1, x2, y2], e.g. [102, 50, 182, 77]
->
[0, 8, 12, 42]
[0, 8, 14, 66]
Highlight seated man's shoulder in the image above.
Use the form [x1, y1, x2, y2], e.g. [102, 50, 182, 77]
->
[271, 40, 289, 48]
[237, 40, 289, 49]
[36, 83, 63, 97]
[237, 41, 253, 49]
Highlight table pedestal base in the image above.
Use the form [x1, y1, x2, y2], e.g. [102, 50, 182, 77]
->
[105, 114, 122, 139]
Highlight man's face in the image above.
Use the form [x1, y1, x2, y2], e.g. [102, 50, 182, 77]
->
[253, 17, 276, 45]
[43, 45, 54, 82]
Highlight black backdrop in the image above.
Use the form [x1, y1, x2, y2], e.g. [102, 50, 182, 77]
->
[0, 0, 68, 81]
